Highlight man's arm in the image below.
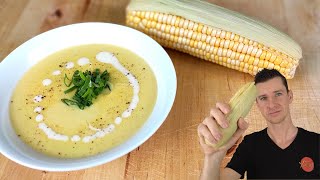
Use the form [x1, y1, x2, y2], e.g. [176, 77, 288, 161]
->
[221, 168, 241, 180]
[198, 102, 248, 180]
[199, 149, 241, 180]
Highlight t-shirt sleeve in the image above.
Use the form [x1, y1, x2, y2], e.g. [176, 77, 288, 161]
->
[226, 136, 251, 177]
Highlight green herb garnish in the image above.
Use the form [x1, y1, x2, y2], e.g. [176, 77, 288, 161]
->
[61, 69, 111, 109]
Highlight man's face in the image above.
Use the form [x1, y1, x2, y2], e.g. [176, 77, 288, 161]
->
[255, 77, 293, 124]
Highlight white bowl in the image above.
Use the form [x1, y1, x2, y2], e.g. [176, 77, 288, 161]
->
[0, 22, 176, 171]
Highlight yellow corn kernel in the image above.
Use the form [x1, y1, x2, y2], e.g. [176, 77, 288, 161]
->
[263, 51, 270, 60]
[215, 38, 221, 47]
[248, 56, 255, 65]
[234, 34, 240, 42]
[197, 24, 204, 33]
[260, 51, 267, 60]
[270, 54, 277, 63]
[274, 56, 282, 65]
[240, 62, 244, 68]
[263, 61, 269, 68]
[258, 60, 264, 68]
[280, 61, 288, 68]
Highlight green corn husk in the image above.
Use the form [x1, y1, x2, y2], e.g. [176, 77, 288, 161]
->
[206, 82, 257, 148]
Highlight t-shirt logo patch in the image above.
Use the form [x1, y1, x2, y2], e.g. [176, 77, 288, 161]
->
[300, 156, 314, 172]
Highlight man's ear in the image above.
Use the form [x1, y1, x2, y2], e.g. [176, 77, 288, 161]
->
[288, 90, 293, 103]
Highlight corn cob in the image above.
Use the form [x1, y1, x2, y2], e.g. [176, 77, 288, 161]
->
[206, 82, 257, 148]
[126, 0, 302, 79]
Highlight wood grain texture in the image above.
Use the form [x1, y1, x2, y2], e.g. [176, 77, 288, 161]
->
[0, 0, 319, 179]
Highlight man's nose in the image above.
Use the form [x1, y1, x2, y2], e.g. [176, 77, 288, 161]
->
[267, 97, 277, 108]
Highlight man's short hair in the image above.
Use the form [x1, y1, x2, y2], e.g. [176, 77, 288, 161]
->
[254, 68, 289, 92]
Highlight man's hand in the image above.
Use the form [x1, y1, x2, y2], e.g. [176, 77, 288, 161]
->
[197, 102, 249, 159]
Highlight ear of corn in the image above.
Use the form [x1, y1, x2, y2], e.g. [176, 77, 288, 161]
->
[126, 0, 302, 79]
[205, 82, 257, 148]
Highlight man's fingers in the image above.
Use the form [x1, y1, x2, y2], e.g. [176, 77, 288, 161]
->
[198, 123, 217, 144]
[215, 102, 231, 114]
[199, 131, 214, 148]
[198, 129, 220, 155]
[202, 117, 222, 141]
[209, 108, 229, 128]
[238, 117, 249, 130]
[224, 118, 248, 150]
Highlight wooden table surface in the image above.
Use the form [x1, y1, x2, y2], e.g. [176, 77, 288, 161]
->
[1, 0, 319, 179]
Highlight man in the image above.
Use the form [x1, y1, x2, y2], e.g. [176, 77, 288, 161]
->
[197, 68, 320, 179]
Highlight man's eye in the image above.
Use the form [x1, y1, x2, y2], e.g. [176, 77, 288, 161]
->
[275, 92, 282, 96]
[259, 97, 266, 101]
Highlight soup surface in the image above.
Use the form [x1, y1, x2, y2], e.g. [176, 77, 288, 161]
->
[10, 44, 157, 158]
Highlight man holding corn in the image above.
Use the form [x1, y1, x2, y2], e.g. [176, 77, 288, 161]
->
[198, 68, 320, 179]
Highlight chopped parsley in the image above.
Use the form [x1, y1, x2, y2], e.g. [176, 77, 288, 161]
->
[61, 69, 112, 109]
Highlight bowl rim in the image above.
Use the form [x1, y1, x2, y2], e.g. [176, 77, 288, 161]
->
[0, 22, 177, 171]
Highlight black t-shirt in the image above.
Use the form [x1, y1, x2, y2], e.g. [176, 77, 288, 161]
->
[226, 127, 320, 179]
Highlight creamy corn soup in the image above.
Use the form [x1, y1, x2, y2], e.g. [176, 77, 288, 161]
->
[10, 44, 157, 158]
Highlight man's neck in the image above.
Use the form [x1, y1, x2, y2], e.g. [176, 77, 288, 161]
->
[266, 120, 298, 149]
